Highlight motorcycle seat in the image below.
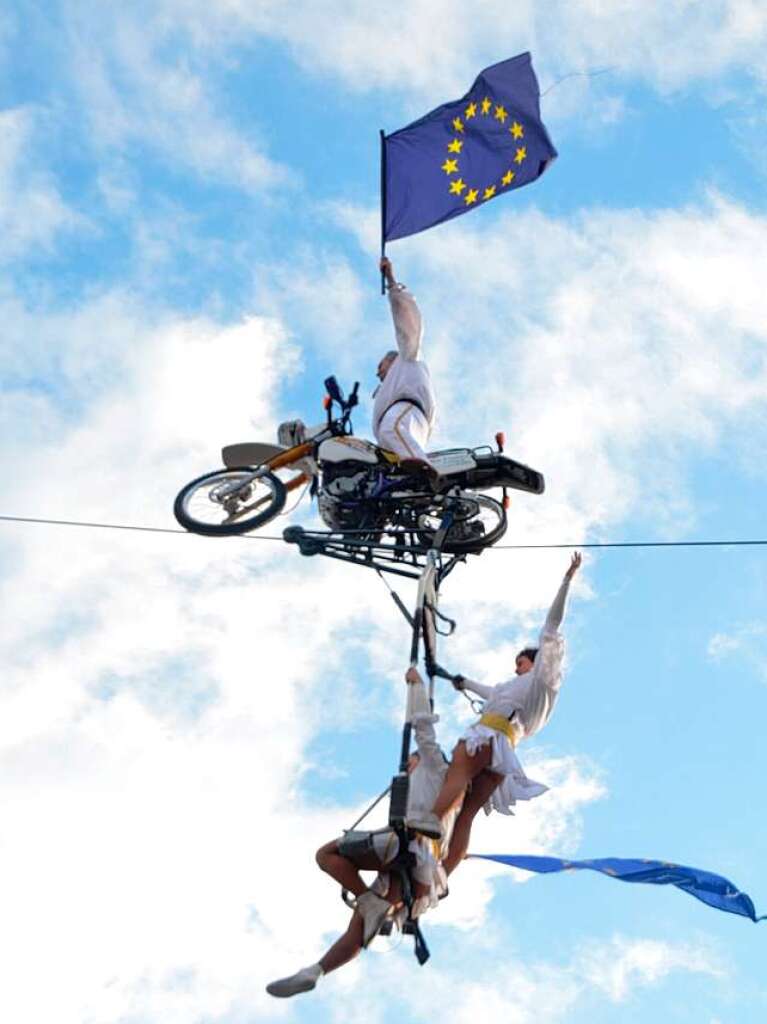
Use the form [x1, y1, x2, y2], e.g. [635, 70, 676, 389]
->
[221, 442, 286, 468]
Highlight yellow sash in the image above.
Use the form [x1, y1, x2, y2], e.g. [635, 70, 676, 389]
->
[479, 713, 517, 746]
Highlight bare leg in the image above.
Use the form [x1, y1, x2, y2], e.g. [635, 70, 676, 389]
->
[443, 769, 502, 876]
[315, 840, 384, 898]
[432, 740, 493, 818]
[319, 876, 404, 975]
[319, 912, 364, 974]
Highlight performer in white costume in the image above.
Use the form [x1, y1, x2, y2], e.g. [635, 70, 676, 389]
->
[266, 667, 461, 999]
[372, 257, 436, 468]
[409, 553, 582, 854]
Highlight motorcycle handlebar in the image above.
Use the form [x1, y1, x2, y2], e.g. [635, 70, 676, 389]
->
[322, 376, 359, 434]
[324, 375, 343, 403]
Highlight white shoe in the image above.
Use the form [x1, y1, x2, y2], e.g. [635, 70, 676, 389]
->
[406, 812, 443, 840]
[357, 890, 392, 947]
[266, 965, 321, 998]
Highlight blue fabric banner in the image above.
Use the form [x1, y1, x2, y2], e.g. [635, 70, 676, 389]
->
[383, 53, 557, 242]
[470, 854, 766, 922]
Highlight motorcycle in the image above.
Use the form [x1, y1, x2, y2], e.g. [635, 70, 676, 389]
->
[173, 376, 545, 554]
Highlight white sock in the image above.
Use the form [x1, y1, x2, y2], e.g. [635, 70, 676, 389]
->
[304, 963, 323, 981]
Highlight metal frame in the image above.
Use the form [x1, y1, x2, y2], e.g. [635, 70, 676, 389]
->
[282, 524, 466, 582]
[382, 508, 457, 966]
[295, 510, 466, 965]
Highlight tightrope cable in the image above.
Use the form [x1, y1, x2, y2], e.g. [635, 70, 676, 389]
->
[0, 514, 283, 541]
[1, 514, 767, 550]
[494, 539, 767, 550]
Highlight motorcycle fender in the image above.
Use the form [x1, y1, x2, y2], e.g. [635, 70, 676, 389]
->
[428, 448, 477, 474]
[221, 442, 286, 468]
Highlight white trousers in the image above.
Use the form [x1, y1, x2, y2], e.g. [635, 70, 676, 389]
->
[376, 402, 432, 464]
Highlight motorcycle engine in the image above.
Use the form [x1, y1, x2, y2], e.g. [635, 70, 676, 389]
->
[318, 460, 378, 530]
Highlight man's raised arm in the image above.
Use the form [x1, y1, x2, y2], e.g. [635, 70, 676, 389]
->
[380, 257, 422, 360]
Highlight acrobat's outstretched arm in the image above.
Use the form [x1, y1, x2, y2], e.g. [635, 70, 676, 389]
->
[405, 667, 443, 772]
[540, 552, 581, 640]
[451, 675, 493, 701]
[380, 257, 422, 360]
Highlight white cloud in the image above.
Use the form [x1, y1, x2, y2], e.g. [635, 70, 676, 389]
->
[251, 245, 369, 379]
[317, 931, 724, 1024]
[153, 0, 767, 107]
[0, 106, 83, 261]
[575, 934, 725, 1001]
[60, 3, 288, 194]
[708, 623, 767, 681]
[708, 631, 744, 657]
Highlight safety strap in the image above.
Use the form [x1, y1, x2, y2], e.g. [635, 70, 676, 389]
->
[378, 397, 430, 430]
[425, 600, 456, 636]
[388, 829, 431, 965]
[405, 918, 430, 965]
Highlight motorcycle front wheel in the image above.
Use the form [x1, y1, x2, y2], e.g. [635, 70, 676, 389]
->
[417, 492, 507, 553]
[174, 468, 286, 536]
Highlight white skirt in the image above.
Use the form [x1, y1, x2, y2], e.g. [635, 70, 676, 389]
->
[463, 724, 549, 816]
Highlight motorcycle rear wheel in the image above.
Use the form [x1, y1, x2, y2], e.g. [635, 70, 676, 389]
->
[174, 468, 286, 536]
[417, 493, 507, 553]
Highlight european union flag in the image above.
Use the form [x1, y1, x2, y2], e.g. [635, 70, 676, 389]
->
[471, 854, 766, 923]
[382, 53, 557, 242]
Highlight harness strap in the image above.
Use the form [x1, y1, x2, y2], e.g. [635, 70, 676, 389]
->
[388, 829, 431, 966]
[378, 397, 430, 429]
[425, 600, 456, 636]
[406, 918, 431, 965]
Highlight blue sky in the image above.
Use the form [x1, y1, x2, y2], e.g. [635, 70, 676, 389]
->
[2, 3, 767, 1023]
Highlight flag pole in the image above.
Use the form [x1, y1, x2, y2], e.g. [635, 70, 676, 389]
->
[379, 128, 386, 296]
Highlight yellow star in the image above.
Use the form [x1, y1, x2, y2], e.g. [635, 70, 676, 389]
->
[483, 185, 496, 200]
[447, 138, 463, 154]
[481, 97, 492, 115]
[502, 169, 515, 186]
[514, 146, 527, 164]
[494, 104, 508, 123]
[464, 188, 479, 205]
[452, 116, 464, 133]
[510, 121, 524, 139]
[449, 177, 466, 195]
[465, 101, 477, 119]
[441, 158, 459, 174]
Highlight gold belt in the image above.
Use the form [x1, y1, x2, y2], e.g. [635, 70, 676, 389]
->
[479, 713, 517, 746]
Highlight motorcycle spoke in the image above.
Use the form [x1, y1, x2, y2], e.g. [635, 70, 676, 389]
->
[181, 473, 279, 529]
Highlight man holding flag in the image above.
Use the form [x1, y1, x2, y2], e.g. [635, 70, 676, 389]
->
[372, 256, 437, 474]
[373, 53, 556, 476]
